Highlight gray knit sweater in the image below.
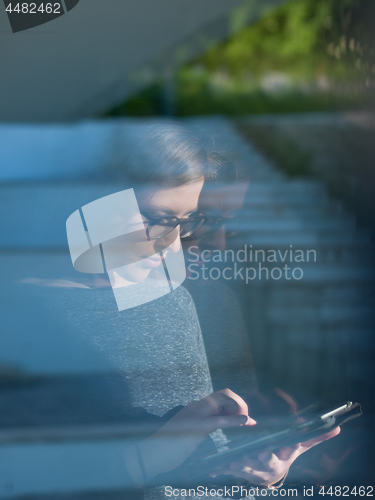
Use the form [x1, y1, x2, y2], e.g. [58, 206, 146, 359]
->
[64, 283, 214, 416]
[59, 282, 237, 495]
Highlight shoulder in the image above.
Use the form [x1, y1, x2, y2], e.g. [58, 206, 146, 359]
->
[184, 278, 240, 313]
[170, 284, 196, 310]
[43, 282, 199, 332]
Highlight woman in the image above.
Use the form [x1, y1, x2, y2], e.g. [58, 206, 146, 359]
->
[64, 122, 339, 496]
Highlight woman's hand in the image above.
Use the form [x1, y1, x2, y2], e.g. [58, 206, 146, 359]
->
[124, 389, 256, 485]
[209, 427, 341, 488]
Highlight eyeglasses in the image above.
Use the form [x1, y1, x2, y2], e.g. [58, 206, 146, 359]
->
[141, 212, 236, 240]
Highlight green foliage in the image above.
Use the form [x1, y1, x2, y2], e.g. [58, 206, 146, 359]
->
[104, 83, 163, 117]
[173, 0, 374, 116]
[176, 84, 365, 116]
[104, 0, 374, 117]
[190, 0, 373, 80]
[201, 0, 330, 76]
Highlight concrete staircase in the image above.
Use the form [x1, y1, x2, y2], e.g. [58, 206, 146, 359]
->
[185, 117, 374, 405]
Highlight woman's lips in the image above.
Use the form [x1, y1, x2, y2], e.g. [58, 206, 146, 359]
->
[143, 256, 163, 268]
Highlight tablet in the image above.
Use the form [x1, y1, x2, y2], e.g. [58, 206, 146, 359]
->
[186, 401, 362, 479]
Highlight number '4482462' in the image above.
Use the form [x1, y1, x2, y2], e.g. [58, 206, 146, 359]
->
[5, 3, 61, 14]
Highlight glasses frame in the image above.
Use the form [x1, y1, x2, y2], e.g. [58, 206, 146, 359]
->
[141, 212, 238, 241]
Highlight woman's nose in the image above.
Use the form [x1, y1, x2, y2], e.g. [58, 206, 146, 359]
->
[155, 227, 181, 254]
[166, 228, 181, 253]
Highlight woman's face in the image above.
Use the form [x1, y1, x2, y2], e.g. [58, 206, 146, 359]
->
[109, 177, 204, 286]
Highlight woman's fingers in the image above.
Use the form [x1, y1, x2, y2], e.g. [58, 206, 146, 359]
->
[275, 444, 300, 461]
[160, 389, 257, 437]
[300, 426, 341, 451]
[188, 389, 247, 418]
[257, 451, 280, 470]
[209, 453, 290, 487]
[184, 389, 256, 425]
[209, 465, 283, 487]
[170, 414, 250, 436]
[217, 388, 249, 416]
[202, 414, 249, 434]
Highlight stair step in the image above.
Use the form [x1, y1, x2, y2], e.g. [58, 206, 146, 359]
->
[0, 433, 135, 499]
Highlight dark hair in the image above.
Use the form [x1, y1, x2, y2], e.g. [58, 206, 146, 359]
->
[106, 122, 238, 189]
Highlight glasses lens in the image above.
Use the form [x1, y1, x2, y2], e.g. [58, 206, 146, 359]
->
[180, 218, 205, 238]
[183, 218, 223, 239]
[147, 218, 178, 239]
[189, 223, 217, 239]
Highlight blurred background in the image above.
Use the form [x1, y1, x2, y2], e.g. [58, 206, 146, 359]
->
[0, 0, 374, 497]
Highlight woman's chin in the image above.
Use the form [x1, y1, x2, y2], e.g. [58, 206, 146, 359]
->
[125, 267, 152, 283]
[109, 257, 164, 287]
[110, 266, 151, 287]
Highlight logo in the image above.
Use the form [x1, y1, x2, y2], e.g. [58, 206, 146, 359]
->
[3, 0, 79, 33]
[66, 189, 186, 311]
